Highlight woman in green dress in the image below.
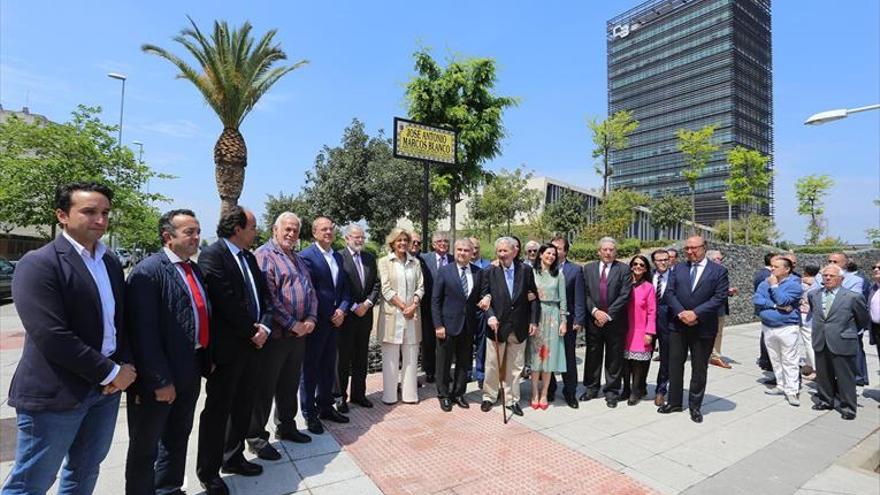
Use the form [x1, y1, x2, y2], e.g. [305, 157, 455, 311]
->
[530, 243, 568, 410]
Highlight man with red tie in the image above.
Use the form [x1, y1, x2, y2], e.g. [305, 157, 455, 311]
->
[125, 209, 211, 495]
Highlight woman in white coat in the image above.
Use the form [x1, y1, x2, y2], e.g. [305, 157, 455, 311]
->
[376, 228, 425, 404]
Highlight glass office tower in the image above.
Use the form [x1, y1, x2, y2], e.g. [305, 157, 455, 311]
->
[607, 0, 772, 225]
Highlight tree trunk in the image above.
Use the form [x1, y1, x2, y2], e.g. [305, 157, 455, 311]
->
[448, 189, 457, 244]
[690, 188, 697, 234]
[214, 127, 248, 216]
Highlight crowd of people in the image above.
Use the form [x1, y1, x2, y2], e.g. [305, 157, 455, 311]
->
[3, 181, 878, 495]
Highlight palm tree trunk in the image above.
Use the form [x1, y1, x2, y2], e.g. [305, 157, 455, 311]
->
[214, 127, 248, 215]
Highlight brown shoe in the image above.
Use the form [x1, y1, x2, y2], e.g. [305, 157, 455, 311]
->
[654, 393, 665, 407]
[710, 357, 732, 369]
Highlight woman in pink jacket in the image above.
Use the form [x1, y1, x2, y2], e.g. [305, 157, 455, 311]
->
[622, 254, 656, 406]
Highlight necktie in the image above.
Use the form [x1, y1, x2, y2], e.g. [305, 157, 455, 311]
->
[655, 273, 662, 301]
[505, 266, 514, 298]
[439, 255, 447, 268]
[689, 263, 697, 290]
[822, 290, 833, 319]
[180, 262, 210, 347]
[460, 266, 469, 295]
[238, 251, 259, 320]
[353, 252, 365, 287]
[599, 263, 608, 310]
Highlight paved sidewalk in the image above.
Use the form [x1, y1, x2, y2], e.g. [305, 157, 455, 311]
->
[1, 301, 878, 494]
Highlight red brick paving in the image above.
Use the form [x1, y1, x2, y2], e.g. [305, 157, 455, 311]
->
[327, 375, 656, 495]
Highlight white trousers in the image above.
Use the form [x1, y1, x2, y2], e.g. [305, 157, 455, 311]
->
[798, 320, 815, 369]
[763, 324, 801, 395]
[483, 334, 525, 405]
[381, 342, 419, 404]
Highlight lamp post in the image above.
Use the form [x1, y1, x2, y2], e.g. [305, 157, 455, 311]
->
[132, 140, 144, 163]
[805, 103, 880, 232]
[107, 72, 127, 148]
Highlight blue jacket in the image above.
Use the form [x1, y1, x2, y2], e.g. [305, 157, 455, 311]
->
[664, 259, 729, 338]
[753, 275, 803, 327]
[300, 244, 351, 328]
[431, 262, 482, 337]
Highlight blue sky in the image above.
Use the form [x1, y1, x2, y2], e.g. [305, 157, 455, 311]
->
[2, 0, 878, 243]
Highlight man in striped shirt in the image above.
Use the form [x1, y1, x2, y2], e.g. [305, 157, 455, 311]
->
[245, 212, 318, 459]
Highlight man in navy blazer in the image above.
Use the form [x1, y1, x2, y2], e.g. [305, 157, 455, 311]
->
[299, 217, 352, 434]
[658, 236, 729, 423]
[196, 206, 273, 494]
[650, 249, 673, 407]
[125, 209, 210, 495]
[4, 182, 136, 495]
[547, 236, 586, 409]
[419, 231, 454, 383]
[432, 238, 483, 411]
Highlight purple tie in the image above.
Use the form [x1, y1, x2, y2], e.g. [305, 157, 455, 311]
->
[599, 263, 609, 310]
[353, 252, 365, 287]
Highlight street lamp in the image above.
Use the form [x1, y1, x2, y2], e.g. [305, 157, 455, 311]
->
[804, 104, 879, 125]
[107, 72, 127, 148]
[132, 140, 144, 162]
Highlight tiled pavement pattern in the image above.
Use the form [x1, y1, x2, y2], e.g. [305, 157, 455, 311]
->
[326, 376, 656, 495]
[1, 301, 878, 494]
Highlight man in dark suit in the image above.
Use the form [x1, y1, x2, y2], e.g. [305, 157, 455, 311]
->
[547, 236, 586, 409]
[432, 238, 482, 411]
[299, 217, 352, 434]
[337, 224, 381, 412]
[196, 206, 273, 494]
[479, 236, 540, 417]
[245, 212, 316, 462]
[419, 231, 453, 384]
[658, 236, 729, 423]
[4, 182, 136, 495]
[580, 237, 632, 408]
[650, 249, 673, 407]
[125, 209, 210, 495]
[809, 264, 870, 420]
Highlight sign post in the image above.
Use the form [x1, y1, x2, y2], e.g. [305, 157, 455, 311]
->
[392, 117, 457, 253]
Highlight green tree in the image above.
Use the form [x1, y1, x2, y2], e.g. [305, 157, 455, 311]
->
[649, 194, 690, 239]
[713, 213, 779, 245]
[262, 191, 315, 242]
[526, 209, 553, 244]
[0, 105, 167, 242]
[725, 146, 772, 244]
[584, 189, 650, 241]
[299, 119, 445, 243]
[588, 110, 638, 197]
[143, 17, 308, 215]
[676, 124, 719, 229]
[472, 167, 541, 235]
[404, 48, 517, 242]
[544, 190, 589, 239]
[795, 174, 834, 245]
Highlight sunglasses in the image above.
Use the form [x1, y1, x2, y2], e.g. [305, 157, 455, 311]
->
[872, 266, 880, 270]
[527, 249, 537, 253]
[631, 262, 646, 268]
[412, 240, 421, 244]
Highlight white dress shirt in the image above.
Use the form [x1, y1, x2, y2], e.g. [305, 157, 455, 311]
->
[316, 243, 340, 287]
[164, 247, 208, 349]
[689, 257, 708, 290]
[457, 263, 474, 297]
[653, 270, 668, 298]
[62, 230, 119, 385]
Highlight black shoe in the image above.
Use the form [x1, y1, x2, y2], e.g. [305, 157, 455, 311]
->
[547, 393, 555, 403]
[248, 443, 282, 461]
[811, 403, 833, 411]
[690, 409, 703, 423]
[565, 396, 579, 409]
[200, 477, 229, 495]
[657, 404, 683, 414]
[276, 429, 311, 443]
[627, 396, 640, 406]
[507, 403, 524, 416]
[578, 391, 599, 401]
[440, 398, 453, 412]
[453, 396, 470, 409]
[319, 408, 350, 424]
[477, 379, 484, 389]
[841, 411, 856, 420]
[307, 417, 324, 434]
[606, 398, 618, 408]
[221, 458, 263, 477]
[425, 374, 436, 384]
[762, 378, 777, 386]
[350, 397, 374, 408]
[337, 401, 350, 414]
[481, 400, 493, 412]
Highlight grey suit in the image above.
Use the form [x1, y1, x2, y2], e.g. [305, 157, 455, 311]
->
[809, 288, 869, 415]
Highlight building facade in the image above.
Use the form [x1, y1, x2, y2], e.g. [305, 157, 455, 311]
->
[607, 0, 773, 225]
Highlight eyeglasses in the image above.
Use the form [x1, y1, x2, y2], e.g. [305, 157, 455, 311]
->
[631, 262, 646, 268]
[527, 249, 537, 253]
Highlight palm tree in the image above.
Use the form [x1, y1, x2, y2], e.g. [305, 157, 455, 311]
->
[143, 17, 307, 214]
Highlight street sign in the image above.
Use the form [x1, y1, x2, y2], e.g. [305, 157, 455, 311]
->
[393, 117, 457, 165]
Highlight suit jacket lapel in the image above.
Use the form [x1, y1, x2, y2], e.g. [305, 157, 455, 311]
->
[57, 237, 102, 317]
[161, 253, 191, 298]
[826, 290, 845, 320]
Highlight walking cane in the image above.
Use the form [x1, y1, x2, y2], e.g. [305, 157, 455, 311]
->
[491, 323, 509, 425]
